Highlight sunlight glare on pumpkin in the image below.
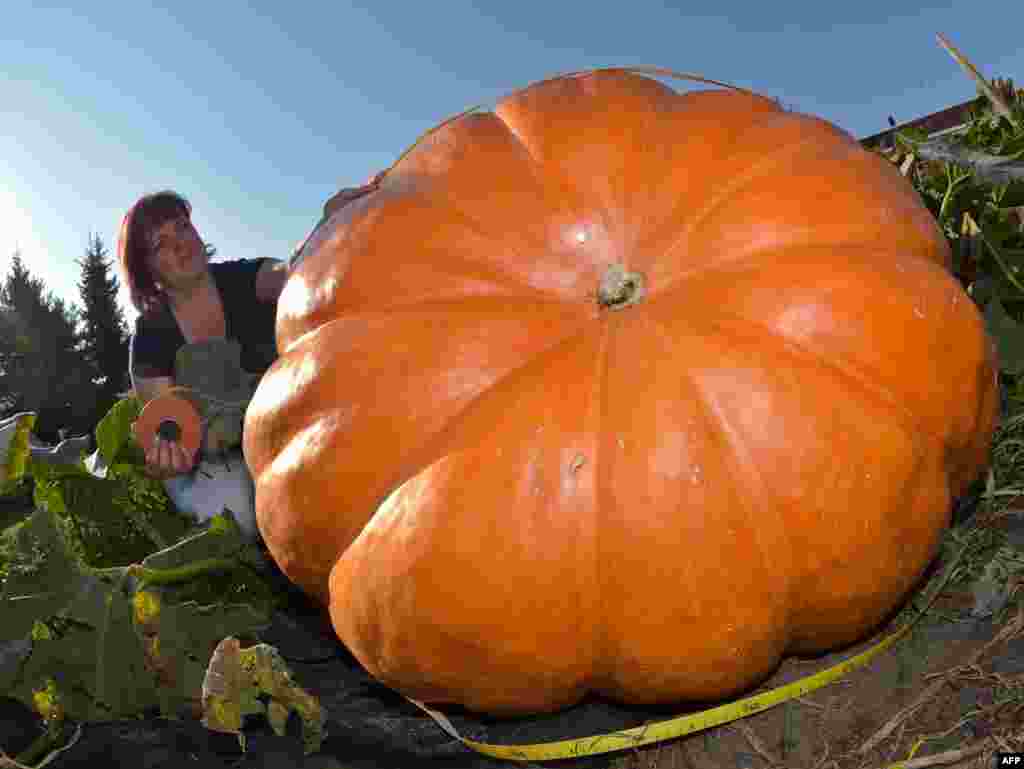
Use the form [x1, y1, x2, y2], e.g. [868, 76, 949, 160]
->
[262, 360, 352, 483]
[269, 415, 342, 479]
[262, 353, 320, 407]
[278, 271, 315, 319]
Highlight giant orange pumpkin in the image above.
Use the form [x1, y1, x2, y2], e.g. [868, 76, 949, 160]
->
[243, 68, 999, 716]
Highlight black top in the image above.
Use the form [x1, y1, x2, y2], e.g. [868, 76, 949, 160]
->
[130, 258, 279, 380]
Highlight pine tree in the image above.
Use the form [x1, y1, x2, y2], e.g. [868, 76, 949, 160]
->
[0, 251, 92, 439]
[76, 232, 130, 406]
[0, 252, 49, 413]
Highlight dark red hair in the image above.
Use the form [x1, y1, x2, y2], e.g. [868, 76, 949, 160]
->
[117, 190, 217, 314]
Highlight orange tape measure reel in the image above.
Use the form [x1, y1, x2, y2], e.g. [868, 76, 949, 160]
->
[134, 394, 202, 456]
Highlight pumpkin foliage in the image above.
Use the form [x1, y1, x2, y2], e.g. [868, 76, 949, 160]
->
[243, 69, 999, 716]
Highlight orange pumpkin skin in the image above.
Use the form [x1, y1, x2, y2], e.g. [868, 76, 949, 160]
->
[243, 70, 999, 716]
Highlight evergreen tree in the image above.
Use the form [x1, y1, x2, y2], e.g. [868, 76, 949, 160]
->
[0, 252, 49, 413]
[76, 232, 130, 405]
[0, 251, 93, 439]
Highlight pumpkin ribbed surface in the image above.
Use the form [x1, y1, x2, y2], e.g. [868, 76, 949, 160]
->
[243, 70, 999, 716]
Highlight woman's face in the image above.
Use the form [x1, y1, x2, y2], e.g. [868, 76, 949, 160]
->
[146, 215, 207, 289]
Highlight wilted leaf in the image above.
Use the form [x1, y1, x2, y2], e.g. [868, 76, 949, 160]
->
[200, 636, 266, 744]
[201, 637, 328, 755]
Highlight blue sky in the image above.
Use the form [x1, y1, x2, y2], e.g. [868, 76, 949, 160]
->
[2, 1, 1021, 326]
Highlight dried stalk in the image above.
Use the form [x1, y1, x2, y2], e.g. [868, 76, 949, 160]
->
[882, 739, 994, 768]
[936, 33, 1017, 128]
[0, 724, 83, 769]
[729, 721, 782, 766]
[857, 605, 1024, 755]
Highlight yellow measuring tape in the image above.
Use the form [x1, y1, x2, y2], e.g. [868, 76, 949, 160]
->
[407, 552, 962, 762]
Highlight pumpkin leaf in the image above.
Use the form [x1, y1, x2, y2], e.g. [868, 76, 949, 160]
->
[90, 396, 145, 475]
[0, 399, 290, 743]
[985, 297, 1024, 374]
[95, 397, 139, 463]
[0, 505, 156, 721]
[1, 504, 274, 728]
[29, 457, 187, 567]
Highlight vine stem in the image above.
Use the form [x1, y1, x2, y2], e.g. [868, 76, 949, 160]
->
[126, 557, 240, 586]
[938, 167, 969, 222]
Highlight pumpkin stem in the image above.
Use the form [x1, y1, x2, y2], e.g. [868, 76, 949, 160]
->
[598, 263, 646, 310]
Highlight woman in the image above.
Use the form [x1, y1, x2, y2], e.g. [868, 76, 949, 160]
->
[118, 189, 288, 539]
[119, 182, 378, 536]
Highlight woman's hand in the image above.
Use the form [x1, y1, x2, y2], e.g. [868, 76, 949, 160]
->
[141, 432, 198, 480]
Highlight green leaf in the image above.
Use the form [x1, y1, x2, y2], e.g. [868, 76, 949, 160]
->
[27, 440, 195, 568]
[985, 297, 1024, 374]
[13, 568, 159, 721]
[0, 394, 310, 751]
[1, 506, 88, 693]
[94, 397, 143, 466]
[2, 503, 275, 728]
